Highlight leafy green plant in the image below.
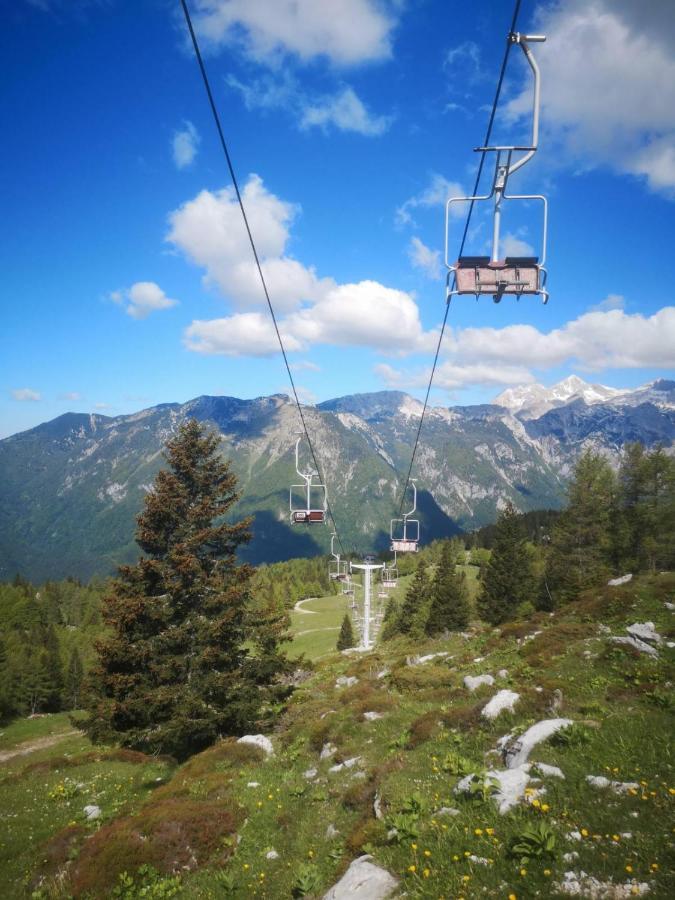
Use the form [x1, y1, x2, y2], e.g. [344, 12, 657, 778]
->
[212, 869, 237, 894]
[401, 791, 426, 816]
[441, 752, 474, 776]
[292, 863, 321, 897]
[508, 822, 557, 865]
[384, 813, 419, 842]
[464, 772, 499, 804]
[550, 722, 592, 747]
[111, 865, 181, 899]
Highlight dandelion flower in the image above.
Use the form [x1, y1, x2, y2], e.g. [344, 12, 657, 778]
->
[544, 869, 552, 876]
[581, 828, 589, 838]
[411, 843, 418, 850]
[462, 875, 470, 883]
[541, 804, 550, 813]
[520, 868, 527, 877]
[509, 894, 517, 900]
[650, 863, 658, 871]
[625, 865, 633, 873]
[423, 868, 430, 878]
[475, 828, 483, 835]
[424, 849, 431, 857]
[408, 864, 416, 873]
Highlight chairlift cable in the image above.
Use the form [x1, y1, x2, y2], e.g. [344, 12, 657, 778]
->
[395, 0, 523, 519]
[179, 0, 346, 556]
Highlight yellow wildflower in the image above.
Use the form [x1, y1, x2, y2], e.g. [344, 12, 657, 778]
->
[581, 828, 589, 838]
[424, 849, 431, 857]
[423, 868, 430, 878]
[408, 865, 416, 873]
[474, 828, 483, 836]
[544, 869, 551, 876]
[541, 804, 550, 813]
[509, 895, 517, 900]
[625, 865, 633, 873]
[520, 868, 527, 877]
[650, 863, 658, 871]
[411, 843, 418, 850]
[462, 875, 470, 883]
[612, 834, 620, 842]
[486, 827, 494, 836]
[452, 855, 460, 862]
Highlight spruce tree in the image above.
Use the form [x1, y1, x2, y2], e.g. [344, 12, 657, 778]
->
[380, 595, 401, 641]
[544, 452, 615, 606]
[398, 561, 432, 639]
[64, 647, 84, 710]
[336, 614, 356, 650]
[82, 418, 278, 760]
[426, 542, 470, 635]
[43, 625, 64, 711]
[477, 502, 534, 625]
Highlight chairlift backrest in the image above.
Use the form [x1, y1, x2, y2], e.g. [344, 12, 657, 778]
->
[445, 33, 548, 304]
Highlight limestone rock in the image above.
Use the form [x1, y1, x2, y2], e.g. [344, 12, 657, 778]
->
[586, 775, 639, 794]
[83, 804, 101, 821]
[237, 734, 273, 756]
[320, 742, 337, 760]
[608, 573, 633, 586]
[363, 711, 384, 721]
[610, 636, 658, 657]
[322, 855, 399, 900]
[266, 849, 279, 860]
[329, 756, 361, 774]
[626, 621, 663, 645]
[502, 718, 572, 769]
[464, 673, 494, 692]
[335, 675, 358, 688]
[481, 689, 520, 720]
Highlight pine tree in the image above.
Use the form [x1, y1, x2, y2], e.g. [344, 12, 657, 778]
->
[336, 614, 356, 651]
[380, 595, 401, 641]
[82, 418, 283, 761]
[398, 561, 432, 639]
[477, 502, 534, 625]
[43, 624, 64, 711]
[64, 647, 84, 710]
[20, 650, 52, 715]
[544, 452, 615, 606]
[426, 542, 470, 635]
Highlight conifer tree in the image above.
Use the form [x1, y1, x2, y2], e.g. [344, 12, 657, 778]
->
[398, 561, 432, 639]
[426, 542, 470, 635]
[21, 650, 52, 715]
[43, 624, 64, 711]
[82, 418, 282, 760]
[64, 647, 84, 710]
[336, 613, 356, 651]
[477, 502, 534, 625]
[544, 452, 615, 606]
[380, 595, 401, 641]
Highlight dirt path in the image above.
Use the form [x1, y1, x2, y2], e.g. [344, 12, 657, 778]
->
[0, 730, 81, 764]
[293, 598, 319, 614]
[294, 626, 341, 638]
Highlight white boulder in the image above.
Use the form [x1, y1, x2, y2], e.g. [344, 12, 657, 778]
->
[406, 651, 451, 666]
[481, 689, 520, 720]
[266, 849, 279, 860]
[320, 742, 337, 760]
[608, 574, 633, 586]
[586, 775, 639, 794]
[83, 804, 101, 821]
[322, 855, 399, 900]
[464, 674, 494, 692]
[610, 636, 658, 657]
[335, 675, 358, 688]
[626, 621, 663, 645]
[237, 734, 274, 756]
[329, 756, 361, 774]
[503, 718, 572, 769]
[363, 711, 384, 721]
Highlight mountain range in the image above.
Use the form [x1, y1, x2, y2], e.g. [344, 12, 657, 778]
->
[1, 377, 673, 582]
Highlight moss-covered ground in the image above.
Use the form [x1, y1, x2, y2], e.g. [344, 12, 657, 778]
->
[2, 572, 674, 898]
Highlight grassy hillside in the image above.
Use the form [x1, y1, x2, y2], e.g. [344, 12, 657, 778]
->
[1, 572, 674, 898]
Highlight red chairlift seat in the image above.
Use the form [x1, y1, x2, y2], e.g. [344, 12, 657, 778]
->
[455, 256, 541, 300]
[291, 510, 325, 525]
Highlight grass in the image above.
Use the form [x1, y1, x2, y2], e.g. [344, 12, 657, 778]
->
[3, 571, 674, 898]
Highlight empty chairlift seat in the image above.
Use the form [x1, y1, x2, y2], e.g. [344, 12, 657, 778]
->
[455, 256, 541, 298]
[291, 509, 325, 525]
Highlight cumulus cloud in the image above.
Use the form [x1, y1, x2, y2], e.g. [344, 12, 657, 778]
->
[184, 312, 301, 356]
[590, 293, 625, 313]
[408, 236, 442, 280]
[62, 391, 82, 401]
[12, 387, 41, 402]
[299, 86, 392, 136]
[505, 0, 675, 196]
[191, 0, 396, 66]
[290, 360, 321, 372]
[111, 282, 179, 319]
[172, 121, 200, 169]
[374, 306, 675, 391]
[500, 232, 535, 257]
[227, 73, 391, 137]
[167, 175, 333, 311]
[396, 172, 465, 227]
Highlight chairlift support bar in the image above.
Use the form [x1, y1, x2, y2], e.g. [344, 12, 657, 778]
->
[290, 433, 327, 524]
[445, 32, 549, 304]
[390, 480, 420, 553]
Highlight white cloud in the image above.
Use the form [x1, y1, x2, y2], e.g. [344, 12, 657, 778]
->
[443, 40, 484, 86]
[590, 293, 625, 313]
[408, 236, 441, 280]
[290, 359, 321, 372]
[172, 121, 200, 169]
[62, 391, 82, 401]
[167, 175, 333, 311]
[396, 172, 465, 227]
[505, 0, 675, 196]
[500, 232, 535, 257]
[376, 361, 536, 391]
[184, 312, 301, 356]
[191, 0, 396, 66]
[227, 73, 391, 137]
[375, 305, 675, 392]
[299, 86, 392, 136]
[94, 402, 112, 410]
[12, 387, 41, 402]
[111, 282, 179, 319]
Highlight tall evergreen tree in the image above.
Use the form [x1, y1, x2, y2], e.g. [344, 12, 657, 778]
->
[426, 542, 470, 635]
[20, 649, 52, 715]
[398, 561, 432, 639]
[82, 419, 284, 760]
[64, 647, 84, 710]
[477, 502, 534, 625]
[380, 595, 401, 642]
[544, 452, 615, 606]
[43, 624, 64, 711]
[336, 614, 356, 651]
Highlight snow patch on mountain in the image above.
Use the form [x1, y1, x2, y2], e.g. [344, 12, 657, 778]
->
[494, 376, 623, 419]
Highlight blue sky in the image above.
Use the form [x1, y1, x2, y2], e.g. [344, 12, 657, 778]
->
[2, 0, 674, 438]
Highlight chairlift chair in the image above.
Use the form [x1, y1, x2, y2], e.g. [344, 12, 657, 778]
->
[390, 481, 420, 553]
[290, 434, 327, 525]
[445, 33, 548, 304]
[382, 552, 398, 588]
[328, 532, 348, 580]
